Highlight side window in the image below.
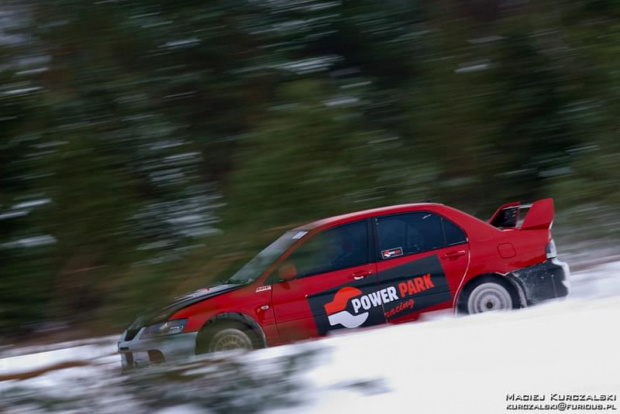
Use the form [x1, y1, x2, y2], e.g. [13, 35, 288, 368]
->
[376, 213, 444, 258]
[442, 218, 467, 246]
[287, 220, 369, 278]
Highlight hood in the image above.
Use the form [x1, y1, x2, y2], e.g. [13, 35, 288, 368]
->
[128, 283, 242, 329]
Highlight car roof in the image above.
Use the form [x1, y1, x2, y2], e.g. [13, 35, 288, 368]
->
[297, 203, 445, 231]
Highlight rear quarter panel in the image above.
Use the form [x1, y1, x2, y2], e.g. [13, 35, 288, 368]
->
[436, 205, 549, 287]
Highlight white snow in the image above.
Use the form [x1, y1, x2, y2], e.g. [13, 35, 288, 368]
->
[324, 97, 360, 107]
[1, 260, 619, 413]
[298, 296, 620, 413]
[12, 199, 51, 209]
[569, 260, 620, 299]
[15, 67, 49, 76]
[0, 210, 28, 220]
[0, 336, 118, 376]
[455, 62, 492, 74]
[163, 38, 200, 48]
[1, 86, 42, 96]
[1, 234, 57, 248]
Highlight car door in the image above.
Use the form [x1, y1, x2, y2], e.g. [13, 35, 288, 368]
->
[270, 219, 385, 343]
[373, 212, 470, 323]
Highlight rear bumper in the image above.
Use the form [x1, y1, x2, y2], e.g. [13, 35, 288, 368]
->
[117, 328, 198, 370]
[508, 258, 570, 306]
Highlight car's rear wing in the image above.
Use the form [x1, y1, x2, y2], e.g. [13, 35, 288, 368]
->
[489, 198, 554, 230]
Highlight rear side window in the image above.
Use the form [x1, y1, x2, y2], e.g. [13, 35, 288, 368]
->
[287, 220, 369, 278]
[376, 213, 467, 259]
[442, 218, 467, 246]
[376, 213, 444, 258]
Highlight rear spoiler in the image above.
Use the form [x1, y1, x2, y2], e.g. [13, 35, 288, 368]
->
[489, 198, 554, 230]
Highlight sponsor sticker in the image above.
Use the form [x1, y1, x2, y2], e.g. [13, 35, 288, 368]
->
[255, 285, 272, 293]
[307, 255, 453, 334]
[382, 247, 403, 259]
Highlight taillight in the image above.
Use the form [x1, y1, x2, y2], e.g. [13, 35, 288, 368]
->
[546, 239, 557, 259]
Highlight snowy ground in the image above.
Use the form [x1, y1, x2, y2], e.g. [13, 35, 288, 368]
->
[1, 258, 619, 413]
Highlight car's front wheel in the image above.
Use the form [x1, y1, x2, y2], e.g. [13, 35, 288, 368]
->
[196, 322, 256, 355]
[459, 277, 520, 314]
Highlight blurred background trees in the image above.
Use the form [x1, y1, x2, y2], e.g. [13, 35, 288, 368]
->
[1, 0, 619, 338]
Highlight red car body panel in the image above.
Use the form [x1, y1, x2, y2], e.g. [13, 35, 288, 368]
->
[168, 199, 568, 348]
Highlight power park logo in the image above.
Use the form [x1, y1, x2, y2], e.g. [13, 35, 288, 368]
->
[324, 285, 403, 329]
[324, 287, 369, 328]
[307, 255, 453, 335]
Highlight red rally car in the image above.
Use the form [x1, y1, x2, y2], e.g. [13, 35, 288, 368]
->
[118, 199, 570, 368]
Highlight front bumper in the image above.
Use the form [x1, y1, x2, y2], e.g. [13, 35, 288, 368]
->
[117, 328, 198, 370]
[508, 258, 570, 306]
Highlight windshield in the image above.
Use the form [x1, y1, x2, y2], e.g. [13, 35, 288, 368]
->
[226, 230, 308, 284]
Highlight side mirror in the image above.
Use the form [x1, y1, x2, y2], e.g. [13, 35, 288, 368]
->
[278, 263, 298, 282]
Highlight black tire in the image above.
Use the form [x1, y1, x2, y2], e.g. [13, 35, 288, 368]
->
[196, 321, 257, 355]
[457, 276, 520, 315]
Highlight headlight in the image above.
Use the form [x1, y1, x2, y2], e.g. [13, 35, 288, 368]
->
[141, 319, 187, 339]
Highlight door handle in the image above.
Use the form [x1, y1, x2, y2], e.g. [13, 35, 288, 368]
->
[442, 250, 466, 260]
[351, 270, 373, 280]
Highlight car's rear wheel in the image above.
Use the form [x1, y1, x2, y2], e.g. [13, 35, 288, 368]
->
[196, 322, 256, 355]
[460, 277, 520, 314]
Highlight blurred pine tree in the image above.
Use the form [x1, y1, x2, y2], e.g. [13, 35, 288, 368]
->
[0, 0, 618, 336]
